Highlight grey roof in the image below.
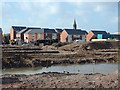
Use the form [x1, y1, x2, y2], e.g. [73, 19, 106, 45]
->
[24, 28, 56, 34]
[17, 27, 41, 34]
[27, 27, 41, 29]
[25, 29, 44, 34]
[91, 30, 107, 35]
[55, 28, 63, 33]
[12, 26, 26, 32]
[17, 29, 27, 34]
[64, 29, 88, 35]
[44, 28, 56, 33]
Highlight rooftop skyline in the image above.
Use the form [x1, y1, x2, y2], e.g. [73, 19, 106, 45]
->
[1, 1, 118, 34]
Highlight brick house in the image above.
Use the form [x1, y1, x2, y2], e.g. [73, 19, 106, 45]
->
[24, 28, 57, 43]
[54, 28, 63, 41]
[86, 30, 107, 42]
[0, 28, 2, 44]
[10, 26, 26, 40]
[60, 29, 88, 42]
[16, 27, 41, 42]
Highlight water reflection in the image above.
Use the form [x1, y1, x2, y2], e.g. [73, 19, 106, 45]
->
[2, 63, 118, 75]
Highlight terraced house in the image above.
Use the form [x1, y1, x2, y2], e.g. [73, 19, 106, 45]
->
[86, 30, 108, 42]
[16, 27, 41, 42]
[24, 28, 57, 43]
[60, 20, 88, 42]
[10, 26, 26, 40]
[61, 29, 88, 42]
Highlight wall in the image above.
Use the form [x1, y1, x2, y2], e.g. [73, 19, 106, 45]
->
[37, 33, 45, 40]
[24, 34, 29, 43]
[86, 31, 95, 42]
[60, 30, 68, 42]
[10, 28, 15, 40]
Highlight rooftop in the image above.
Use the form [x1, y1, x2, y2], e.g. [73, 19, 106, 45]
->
[24, 28, 56, 34]
[91, 30, 107, 35]
[64, 29, 88, 35]
[12, 26, 26, 32]
[55, 28, 63, 33]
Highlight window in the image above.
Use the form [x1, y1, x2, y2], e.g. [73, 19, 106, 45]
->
[80, 35, 82, 40]
[38, 34, 40, 37]
[32, 34, 34, 37]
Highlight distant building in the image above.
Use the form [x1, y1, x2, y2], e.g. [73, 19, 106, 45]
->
[16, 27, 41, 42]
[24, 28, 57, 43]
[60, 29, 88, 42]
[0, 28, 2, 44]
[54, 28, 63, 41]
[10, 26, 26, 40]
[60, 19, 88, 42]
[98, 34, 120, 40]
[86, 30, 107, 42]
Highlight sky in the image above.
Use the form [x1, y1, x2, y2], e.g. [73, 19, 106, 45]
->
[0, 1, 119, 34]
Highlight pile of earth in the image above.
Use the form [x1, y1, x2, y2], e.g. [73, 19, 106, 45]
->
[59, 41, 120, 51]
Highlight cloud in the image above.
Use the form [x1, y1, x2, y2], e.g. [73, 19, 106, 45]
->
[94, 5, 104, 12]
[2, 2, 118, 34]
[15, 2, 60, 15]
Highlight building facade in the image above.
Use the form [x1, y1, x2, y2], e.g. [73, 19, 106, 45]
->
[10, 26, 26, 40]
[60, 29, 88, 42]
[86, 30, 107, 42]
[54, 28, 63, 41]
[60, 20, 87, 43]
[98, 34, 120, 40]
[16, 27, 41, 42]
[24, 28, 57, 43]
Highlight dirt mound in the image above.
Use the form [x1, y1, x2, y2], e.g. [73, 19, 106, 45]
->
[52, 42, 71, 47]
[59, 41, 120, 51]
[41, 45, 57, 50]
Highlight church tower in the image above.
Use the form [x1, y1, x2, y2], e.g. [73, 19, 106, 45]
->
[73, 19, 77, 30]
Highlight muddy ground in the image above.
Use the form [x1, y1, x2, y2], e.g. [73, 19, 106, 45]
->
[2, 41, 120, 69]
[1, 70, 119, 88]
[1, 41, 120, 89]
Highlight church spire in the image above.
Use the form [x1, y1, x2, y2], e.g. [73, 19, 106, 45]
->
[73, 19, 77, 30]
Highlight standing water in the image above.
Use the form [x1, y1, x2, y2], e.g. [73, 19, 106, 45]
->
[2, 63, 118, 75]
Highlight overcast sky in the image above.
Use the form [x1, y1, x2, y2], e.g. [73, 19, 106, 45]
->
[1, 1, 118, 34]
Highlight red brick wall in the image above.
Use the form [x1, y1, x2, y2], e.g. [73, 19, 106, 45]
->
[37, 33, 45, 40]
[86, 31, 95, 42]
[10, 28, 15, 40]
[60, 30, 68, 42]
[24, 33, 46, 43]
